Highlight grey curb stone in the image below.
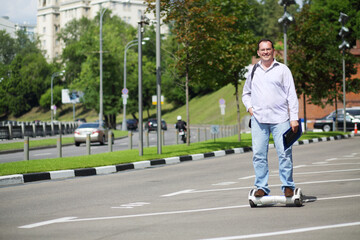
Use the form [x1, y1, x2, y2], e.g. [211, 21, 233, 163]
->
[0, 133, 354, 186]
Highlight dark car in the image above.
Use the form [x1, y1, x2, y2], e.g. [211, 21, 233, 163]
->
[145, 119, 167, 131]
[126, 119, 138, 131]
[329, 107, 360, 120]
[313, 113, 360, 132]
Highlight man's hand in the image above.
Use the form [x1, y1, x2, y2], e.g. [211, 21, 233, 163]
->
[290, 120, 299, 133]
[248, 107, 254, 116]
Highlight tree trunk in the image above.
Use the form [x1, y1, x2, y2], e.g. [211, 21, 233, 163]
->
[335, 97, 338, 131]
[303, 93, 307, 133]
[186, 64, 190, 146]
[234, 76, 241, 142]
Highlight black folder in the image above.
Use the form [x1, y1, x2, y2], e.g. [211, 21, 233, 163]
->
[283, 120, 302, 150]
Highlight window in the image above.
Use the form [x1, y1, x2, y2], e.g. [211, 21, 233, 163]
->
[42, 0, 46, 7]
[43, 27, 46, 33]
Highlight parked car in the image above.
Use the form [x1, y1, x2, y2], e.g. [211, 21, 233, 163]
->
[126, 119, 138, 131]
[144, 119, 167, 131]
[329, 107, 360, 119]
[74, 122, 114, 146]
[314, 113, 360, 132]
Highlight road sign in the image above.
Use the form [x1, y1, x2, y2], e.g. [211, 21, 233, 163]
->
[219, 98, 225, 105]
[122, 94, 128, 105]
[122, 88, 128, 95]
[220, 105, 226, 115]
[152, 95, 164, 105]
[210, 125, 220, 134]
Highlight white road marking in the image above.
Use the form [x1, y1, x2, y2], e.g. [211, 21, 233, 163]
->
[303, 194, 360, 203]
[311, 163, 360, 166]
[19, 194, 360, 229]
[33, 153, 52, 156]
[19, 217, 77, 229]
[294, 168, 360, 176]
[163, 178, 360, 196]
[343, 153, 358, 158]
[18, 205, 249, 229]
[199, 222, 360, 240]
[293, 165, 306, 169]
[111, 202, 150, 209]
[238, 175, 255, 180]
[212, 182, 237, 186]
[161, 189, 195, 197]
[240, 169, 360, 180]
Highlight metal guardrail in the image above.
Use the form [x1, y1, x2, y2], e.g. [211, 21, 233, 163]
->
[0, 122, 79, 140]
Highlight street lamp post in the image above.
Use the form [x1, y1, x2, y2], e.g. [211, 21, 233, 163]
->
[51, 70, 65, 123]
[138, 15, 150, 156]
[156, 0, 162, 154]
[99, 8, 106, 127]
[122, 38, 150, 131]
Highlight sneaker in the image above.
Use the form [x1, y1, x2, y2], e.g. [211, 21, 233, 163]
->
[284, 187, 294, 197]
[254, 189, 267, 197]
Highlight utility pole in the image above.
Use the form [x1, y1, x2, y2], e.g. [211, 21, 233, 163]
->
[138, 15, 150, 156]
[99, 8, 107, 127]
[156, 0, 162, 154]
[278, 0, 295, 66]
[338, 12, 350, 132]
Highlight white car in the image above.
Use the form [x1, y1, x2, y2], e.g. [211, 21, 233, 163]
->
[74, 123, 114, 146]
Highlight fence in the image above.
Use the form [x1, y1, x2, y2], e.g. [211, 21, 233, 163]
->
[0, 121, 78, 140]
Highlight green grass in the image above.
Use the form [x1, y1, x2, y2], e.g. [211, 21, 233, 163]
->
[0, 130, 128, 152]
[11, 83, 247, 126]
[0, 131, 347, 176]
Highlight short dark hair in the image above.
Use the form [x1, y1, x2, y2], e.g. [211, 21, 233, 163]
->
[258, 39, 274, 50]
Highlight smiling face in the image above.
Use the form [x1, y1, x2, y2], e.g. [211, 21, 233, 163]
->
[257, 40, 275, 65]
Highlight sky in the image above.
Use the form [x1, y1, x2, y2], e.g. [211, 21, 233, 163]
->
[0, 0, 37, 25]
[0, 0, 303, 26]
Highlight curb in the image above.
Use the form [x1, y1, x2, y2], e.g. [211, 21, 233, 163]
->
[0, 133, 354, 186]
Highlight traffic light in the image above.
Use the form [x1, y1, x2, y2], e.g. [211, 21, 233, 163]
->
[278, 0, 295, 65]
[278, 0, 296, 7]
[338, 12, 350, 51]
[278, 12, 294, 24]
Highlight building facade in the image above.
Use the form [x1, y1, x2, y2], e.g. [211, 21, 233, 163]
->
[37, 0, 159, 60]
[0, 16, 35, 40]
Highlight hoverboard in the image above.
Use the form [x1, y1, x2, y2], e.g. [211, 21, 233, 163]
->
[248, 188, 303, 207]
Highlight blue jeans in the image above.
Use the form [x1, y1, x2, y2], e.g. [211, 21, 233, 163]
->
[251, 116, 295, 195]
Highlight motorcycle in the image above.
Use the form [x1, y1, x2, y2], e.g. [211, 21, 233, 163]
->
[179, 129, 187, 143]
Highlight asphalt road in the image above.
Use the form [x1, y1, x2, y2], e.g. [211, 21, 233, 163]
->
[0, 137, 359, 240]
[0, 127, 216, 163]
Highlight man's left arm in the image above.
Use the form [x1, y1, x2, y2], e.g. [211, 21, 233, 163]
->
[284, 66, 299, 133]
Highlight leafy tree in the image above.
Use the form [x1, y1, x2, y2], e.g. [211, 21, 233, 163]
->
[146, 0, 244, 144]
[39, 85, 63, 110]
[205, 0, 257, 141]
[146, 0, 257, 142]
[288, 2, 359, 131]
[0, 30, 52, 117]
[0, 30, 16, 65]
[247, 0, 299, 43]
[59, 10, 159, 128]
